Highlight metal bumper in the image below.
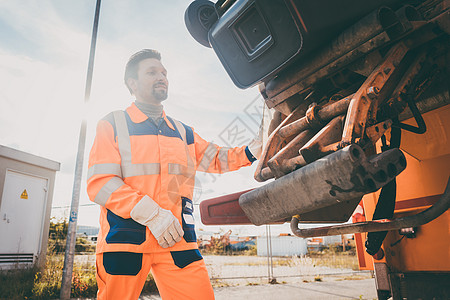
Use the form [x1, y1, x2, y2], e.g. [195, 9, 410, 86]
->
[239, 144, 406, 225]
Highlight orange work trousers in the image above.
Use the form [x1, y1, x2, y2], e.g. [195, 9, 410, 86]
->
[96, 250, 214, 300]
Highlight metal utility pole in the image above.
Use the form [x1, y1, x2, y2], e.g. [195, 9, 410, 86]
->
[265, 224, 276, 284]
[60, 0, 101, 298]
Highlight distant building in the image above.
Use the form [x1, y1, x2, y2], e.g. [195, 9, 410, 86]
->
[77, 225, 99, 237]
[307, 234, 353, 251]
[257, 235, 308, 257]
[76, 225, 99, 244]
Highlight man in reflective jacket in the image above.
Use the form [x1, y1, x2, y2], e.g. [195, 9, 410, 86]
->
[87, 49, 263, 300]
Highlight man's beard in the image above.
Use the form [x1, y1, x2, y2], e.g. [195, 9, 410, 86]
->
[153, 88, 168, 101]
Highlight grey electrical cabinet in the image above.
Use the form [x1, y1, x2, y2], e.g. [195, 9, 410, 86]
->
[0, 145, 60, 270]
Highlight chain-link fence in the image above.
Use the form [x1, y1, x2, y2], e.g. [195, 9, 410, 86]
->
[202, 226, 371, 285]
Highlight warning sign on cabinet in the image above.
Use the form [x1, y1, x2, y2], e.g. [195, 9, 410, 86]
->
[20, 189, 28, 199]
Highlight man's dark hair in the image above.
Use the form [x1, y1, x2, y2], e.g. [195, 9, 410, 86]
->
[124, 49, 161, 94]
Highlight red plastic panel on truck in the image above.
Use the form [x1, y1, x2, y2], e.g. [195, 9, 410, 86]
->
[199, 189, 254, 225]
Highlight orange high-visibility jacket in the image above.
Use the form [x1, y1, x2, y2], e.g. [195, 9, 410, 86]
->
[87, 103, 256, 253]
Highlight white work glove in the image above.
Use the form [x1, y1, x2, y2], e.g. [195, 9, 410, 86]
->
[130, 195, 184, 248]
[247, 117, 264, 160]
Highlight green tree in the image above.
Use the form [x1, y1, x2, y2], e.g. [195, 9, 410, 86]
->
[47, 218, 95, 253]
[48, 217, 68, 253]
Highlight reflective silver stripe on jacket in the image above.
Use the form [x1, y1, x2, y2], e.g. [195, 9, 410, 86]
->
[89, 162, 160, 179]
[168, 163, 195, 178]
[172, 118, 186, 144]
[94, 177, 124, 206]
[88, 163, 122, 180]
[197, 142, 218, 172]
[218, 147, 230, 173]
[171, 119, 196, 174]
[112, 112, 195, 179]
[113, 111, 162, 178]
[113, 111, 133, 166]
[122, 163, 160, 178]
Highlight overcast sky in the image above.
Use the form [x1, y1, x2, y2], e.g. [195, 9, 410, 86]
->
[0, 0, 295, 236]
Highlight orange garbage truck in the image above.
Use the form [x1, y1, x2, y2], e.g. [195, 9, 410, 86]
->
[185, 0, 449, 299]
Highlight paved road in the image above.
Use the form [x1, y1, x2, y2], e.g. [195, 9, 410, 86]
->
[140, 277, 377, 300]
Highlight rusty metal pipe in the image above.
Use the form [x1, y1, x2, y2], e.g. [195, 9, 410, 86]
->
[258, 167, 275, 181]
[395, 5, 423, 32]
[279, 95, 352, 138]
[267, 129, 316, 178]
[291, 177, 450, 237]
[259, 155, 308, 180]
[300, 115, 345, 163]
[283, 155, 307, 174]
[255, 104, 309, 182]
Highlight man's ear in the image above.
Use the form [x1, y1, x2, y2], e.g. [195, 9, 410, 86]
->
[127, 77, 137, 94]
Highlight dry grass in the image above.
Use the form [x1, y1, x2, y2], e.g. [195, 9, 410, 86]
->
[223, 257, 294, 267]
[221, 249, 359, 270]
[211, 279, 236, 288]
[335, 274, 373, 281]
[308, 249, 359, 270]
[238, 250, 358, 270]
